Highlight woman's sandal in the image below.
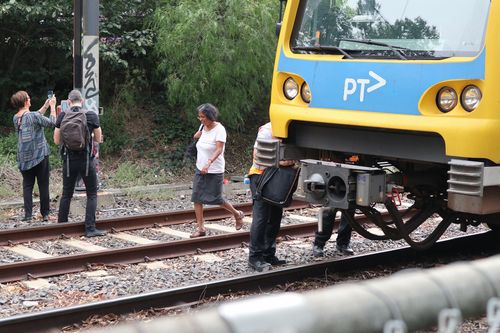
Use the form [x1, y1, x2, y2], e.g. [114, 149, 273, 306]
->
[190, 229, 206, 238]
[235, 210, 245, 230]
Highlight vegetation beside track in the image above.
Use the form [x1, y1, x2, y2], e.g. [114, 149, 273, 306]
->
[0, 0, 276, 200]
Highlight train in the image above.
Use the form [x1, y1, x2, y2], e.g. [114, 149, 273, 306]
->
[255, 0, 500, 249]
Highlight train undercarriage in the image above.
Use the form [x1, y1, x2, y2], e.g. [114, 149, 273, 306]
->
[255, 131, 500, 250]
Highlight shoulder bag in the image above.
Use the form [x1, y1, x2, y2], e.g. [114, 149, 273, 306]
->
[255, 166, 300, 207]
[185, 124, 204, 160]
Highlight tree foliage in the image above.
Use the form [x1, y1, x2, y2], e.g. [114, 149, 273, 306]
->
[0, 0, 281, 164]
[0, 0, 73, 127]
[153, 0, 279, 130]
[0, 0, 158, 131]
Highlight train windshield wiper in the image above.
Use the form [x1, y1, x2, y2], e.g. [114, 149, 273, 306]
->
[339, 38, 409, 60]
[292, 45, 354, 59]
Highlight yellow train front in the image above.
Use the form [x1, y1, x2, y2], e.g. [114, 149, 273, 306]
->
[258, 0, 500, 249]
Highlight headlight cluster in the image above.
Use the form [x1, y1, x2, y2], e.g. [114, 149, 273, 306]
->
[283, 77, 311, 103]
[436, 85, 482, 113]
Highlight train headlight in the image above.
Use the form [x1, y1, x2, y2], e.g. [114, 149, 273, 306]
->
[436, 87, 458, 113]
[284, 77, 299, 100]
[301, 82, 312, 103]
[461, 85, 482, 112]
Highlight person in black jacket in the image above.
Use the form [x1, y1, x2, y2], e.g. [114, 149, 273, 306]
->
[53, 89, 106, 237]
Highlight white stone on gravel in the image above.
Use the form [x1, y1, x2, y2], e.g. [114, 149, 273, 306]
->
[23, 279, 54, 290]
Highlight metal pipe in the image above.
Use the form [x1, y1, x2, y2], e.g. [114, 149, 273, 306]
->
[85, 254, 500, 333]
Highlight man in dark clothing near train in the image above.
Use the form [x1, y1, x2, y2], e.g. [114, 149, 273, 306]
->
[53, 89, 106, 237]
[313, 209, 354, 257]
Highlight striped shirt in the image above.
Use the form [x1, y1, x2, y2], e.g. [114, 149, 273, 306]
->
[13, 112, 56, 171]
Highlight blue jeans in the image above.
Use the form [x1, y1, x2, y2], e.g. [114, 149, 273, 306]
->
[249, 174, 283, 261]
[58, 154, 98, 231]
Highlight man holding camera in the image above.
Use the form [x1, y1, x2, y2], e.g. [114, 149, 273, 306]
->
[53, 89, 106, 237]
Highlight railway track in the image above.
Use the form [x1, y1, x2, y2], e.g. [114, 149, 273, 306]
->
[0, 200, 398, 283]
[0, 201, 296, 245]
[0, 230, 497, 333]
[0, 201, 310, 282]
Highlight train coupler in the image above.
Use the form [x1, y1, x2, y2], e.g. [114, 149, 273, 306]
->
[301, 159, 386, 209]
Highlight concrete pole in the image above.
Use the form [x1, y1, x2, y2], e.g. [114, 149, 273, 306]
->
[73, 0, 83, 90]
[82, 0, 99, 114]
[86, 255, 500, 333]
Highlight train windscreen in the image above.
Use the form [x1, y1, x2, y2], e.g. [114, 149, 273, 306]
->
[291, 0, 489, 59]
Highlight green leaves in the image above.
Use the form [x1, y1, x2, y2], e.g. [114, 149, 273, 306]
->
[0, 0, 159, 121]
[153, 0, 278, 130]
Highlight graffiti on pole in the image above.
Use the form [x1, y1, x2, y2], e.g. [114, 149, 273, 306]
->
[82, 36, 99, 114]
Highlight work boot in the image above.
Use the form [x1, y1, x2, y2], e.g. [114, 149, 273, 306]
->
[264, 255, 287, 266]
[312, 245, 324, 257]
[85, 228, 107, 237]
[336, 244, 354, 255]
[249, 258, 272, 272]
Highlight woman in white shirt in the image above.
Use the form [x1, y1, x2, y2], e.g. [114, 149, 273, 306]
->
[190, 103, 244, 237]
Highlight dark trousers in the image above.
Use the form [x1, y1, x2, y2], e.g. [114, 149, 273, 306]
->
[20, 156, 50, 218]
[58, 155, 98, 231]
[249, 174, 283, 261]
[314, 208, 354, 247]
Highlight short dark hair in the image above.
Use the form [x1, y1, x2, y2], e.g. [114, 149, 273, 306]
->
[68, 89, 83, 103]
[10, 91, 29, 109]
[197, 103, 219, 121]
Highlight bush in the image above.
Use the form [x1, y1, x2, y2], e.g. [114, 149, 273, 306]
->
[99, 85, 133, 157]
[107, 161, 170, 188]
[0, 153, 20, 199]
[153, 0, 278, 130]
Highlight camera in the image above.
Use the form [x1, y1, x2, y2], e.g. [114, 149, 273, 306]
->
[60, 100, 69, 113]
[47, 90, 53, 99]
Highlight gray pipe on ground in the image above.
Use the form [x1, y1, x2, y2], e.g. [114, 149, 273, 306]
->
[88, 255, 500, 333]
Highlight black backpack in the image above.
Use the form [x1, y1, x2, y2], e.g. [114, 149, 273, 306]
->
[60, 107, 92, 177]
[60, 107, 89, 151]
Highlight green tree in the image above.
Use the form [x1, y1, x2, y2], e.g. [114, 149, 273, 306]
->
[153, 0, 278, 130]
[0, 0, 73, 128]
[98, 0, 158, 102]
[0, 0, 159, 131]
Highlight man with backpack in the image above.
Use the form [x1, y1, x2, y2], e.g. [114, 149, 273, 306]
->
[53, 89, 106, 237]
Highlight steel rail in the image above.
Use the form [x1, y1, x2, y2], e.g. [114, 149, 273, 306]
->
[0, 221, 317, 283]
[0, 210, 386, 283]
[0, 231, 497, 333]
[0, 200, 309, 245]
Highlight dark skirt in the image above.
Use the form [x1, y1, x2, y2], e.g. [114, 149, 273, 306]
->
[191, 170, 224, 205]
